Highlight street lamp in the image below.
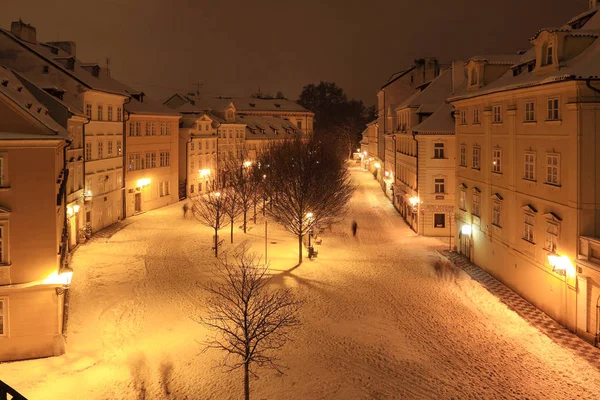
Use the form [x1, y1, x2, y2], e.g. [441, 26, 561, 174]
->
[243, 160, 252, 168]
[306, 212, 313, 248]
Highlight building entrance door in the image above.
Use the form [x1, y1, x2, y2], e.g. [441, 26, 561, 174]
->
[460, 235, 471, 261]
[135, 193, 142, 213]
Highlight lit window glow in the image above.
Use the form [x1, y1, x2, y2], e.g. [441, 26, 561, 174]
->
[137, 178, 151, 187]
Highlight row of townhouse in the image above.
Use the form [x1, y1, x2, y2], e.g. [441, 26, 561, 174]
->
[362, 1, 600, 346]
[0, 20, 313, 361]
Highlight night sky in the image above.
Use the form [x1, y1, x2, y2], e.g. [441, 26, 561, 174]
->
[1, 0, 588, 105]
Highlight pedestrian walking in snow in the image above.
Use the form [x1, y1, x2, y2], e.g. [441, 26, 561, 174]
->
[352, 220, 358, 237]
[183, 203, 189, 218]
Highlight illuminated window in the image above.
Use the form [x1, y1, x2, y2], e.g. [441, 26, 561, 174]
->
[107, 140, 113, 157]
[434, 214, 445, 228]
[524, 152, 536, 181]
[116, 141, 122, 156]
[492, 149, 502, 173]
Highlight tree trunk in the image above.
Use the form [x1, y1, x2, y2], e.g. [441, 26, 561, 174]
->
[253, 201, 257, 224]
[298, 234, 303, 264]
[244, 362, 250, 400]
[243, 211, 247, 233]
[230, 217, 234, 243]
[214, 227, 218, 257]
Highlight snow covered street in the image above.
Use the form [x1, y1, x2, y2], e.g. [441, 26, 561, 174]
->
[2, 167, 600, 399]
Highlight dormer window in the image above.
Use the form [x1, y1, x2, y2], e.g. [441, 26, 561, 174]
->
[545, 44, 554, 65]
[470, 69, 479, 85]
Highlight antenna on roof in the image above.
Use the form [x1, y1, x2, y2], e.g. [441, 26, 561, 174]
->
[195, 82, 202, 96]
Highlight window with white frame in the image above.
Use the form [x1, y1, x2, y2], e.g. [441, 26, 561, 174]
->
[523, 213, 535, 243]
[128, 153, 141, 171]
[525, 101, 535, 122]
[546, 154, 560, 185]
[97, 141, 103, 159]
[460, 110, 467, 125]
[166, 123, 171, 135]
[492, 201, 501, 227]
[472, 146, 480, 170]
[85, 142, 92, 161]
[434, 177, 445, 194]
[117, 141, 122, 156]
[434, 142, 445, 159]
[160, 181, 170, 197]
[160, 151, 170, 167]
[492, 149, 502, 173]
[493, 105, 502, 123]
[473, 107, 480, 124]
[547, 98, 560, 120]
[151, 123, 156, 136]
[545, 222, 559, 252]
[107, 140, 113, 157]
[97, 105, 103, 121]
[524, 152, 536, 180]
[107, 105, 113, 121]
[460, 144, 467, 167]
[85, 103, 92, 118]
[472, 193, 481, 216]
[0, 297, 6, 336]
[145, 122, 151, 136]
[116, 107, 122, 122]
[459, 190, 467, 210]
[160, 123, 165, 135]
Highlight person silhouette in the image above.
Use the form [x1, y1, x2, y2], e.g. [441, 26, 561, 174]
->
[352, 221, 358, 237]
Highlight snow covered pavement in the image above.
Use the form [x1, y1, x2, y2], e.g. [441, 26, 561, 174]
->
[2, 167, 600, 399]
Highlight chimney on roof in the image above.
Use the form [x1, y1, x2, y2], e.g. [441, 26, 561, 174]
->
[46, 41, 76, 57]
[451, 60, 466, 95]
[11, 19, 37, 43]
[591, 0, 598, 10]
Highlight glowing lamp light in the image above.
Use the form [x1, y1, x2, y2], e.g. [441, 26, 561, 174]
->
[199, 169, 211, 178]
[374, 163, 381, 169]
[461, 225, 472, 235]
[214, 192, 221, 198]
[363, 151, 367, 155]
[409, 197, 420, 206]
[356, 148, 360, 152]
[306, 212, 313, 220]
[67, 206, 74, 217]
[137, 178, 151, 188]
[243, 161, 252, 168]
[384, 171, 390, 177]
[262, 174, 267, 179]
[548, 254, 574, 276]
[73, 205, 80, 213]
[43, 268, 73, 286]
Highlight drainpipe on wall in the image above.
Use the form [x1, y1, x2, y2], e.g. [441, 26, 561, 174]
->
[122, 96, 132, 220]
[82, 115, 91, 231]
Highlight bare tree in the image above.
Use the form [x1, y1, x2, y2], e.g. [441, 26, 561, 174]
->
[257, 138, 354, 264]
[191, 181, 229, 257]
[223, 186, 241, 243]
[201, 243, 302, 400]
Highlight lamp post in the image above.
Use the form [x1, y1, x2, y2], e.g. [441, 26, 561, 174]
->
[306, 212, 313, 248]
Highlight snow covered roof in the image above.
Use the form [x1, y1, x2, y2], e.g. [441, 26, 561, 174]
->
[380, 67, 415, 90]
[467, 54, 523, 66]
[411, 103, 454, 135]
[450, 9, 600, 102]
[396, 68, 453, 112]
[124, 90, 182, 117]
[0, 28, 129, 97]
[0, 66, 67, 137]
[219, 97, 310, 113]
[239, 115, 301, 140]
